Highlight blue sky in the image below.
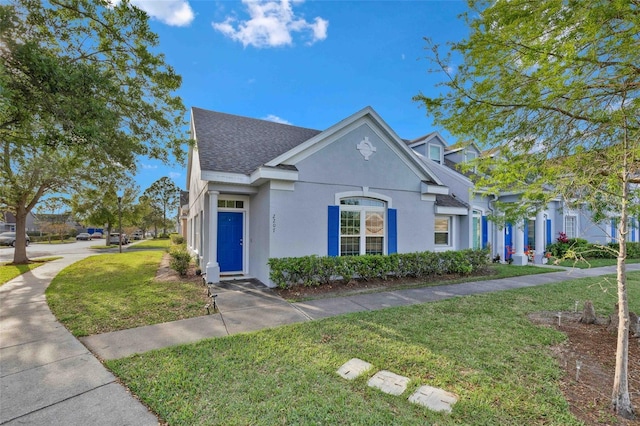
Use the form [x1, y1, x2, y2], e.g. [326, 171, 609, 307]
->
[133, 0, 470, 191]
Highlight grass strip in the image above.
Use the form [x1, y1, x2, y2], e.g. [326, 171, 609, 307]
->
[554, 257, 640, 269]
[46, 251, 206, 336]
[108, 272, 640, 425]
[0, 259, 52, 285]
[130, 238, 172, 250]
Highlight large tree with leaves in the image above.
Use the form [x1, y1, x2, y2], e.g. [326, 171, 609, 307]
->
[143, 177, 179, 236]
[71, 180, 138, 246]
[0, 0, 187, 264]
[416, 0, 639, 417]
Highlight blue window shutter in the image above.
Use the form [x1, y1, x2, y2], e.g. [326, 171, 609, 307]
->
[388, 208, 397, 254]
[546, 219, 552, 245]
[481, 216, 488, 249]
[328, 206, 339, 256]
[523, 222, 529, 249]
[611, 218, 617, 243]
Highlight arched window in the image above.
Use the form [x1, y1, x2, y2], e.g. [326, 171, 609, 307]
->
[339, 197, 385, 256]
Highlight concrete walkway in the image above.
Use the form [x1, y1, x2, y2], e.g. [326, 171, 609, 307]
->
[81, 263, 640, 361]
[0, 255, 158, 426]
[2, 257, 639, 425]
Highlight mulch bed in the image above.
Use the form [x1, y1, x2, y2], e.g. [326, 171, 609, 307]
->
[529, 311, 640, 425]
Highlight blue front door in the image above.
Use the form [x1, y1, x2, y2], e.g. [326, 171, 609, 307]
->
[504, 223, 513, 260]
[217, 212, 243, 272]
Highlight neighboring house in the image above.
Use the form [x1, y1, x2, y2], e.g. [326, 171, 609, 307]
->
[186, 106, 474, 286]
[432, 141, 638, 265]
[1, 211, 39, 233]
[33, 212, 84, 234]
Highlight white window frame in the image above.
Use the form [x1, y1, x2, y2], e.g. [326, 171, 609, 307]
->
[472, 210, 482, 250]
[428, 143, 443, 164]
[435, 216, 452, 248]
[339, 197, 386, 256]
[564, 215, 577, 239]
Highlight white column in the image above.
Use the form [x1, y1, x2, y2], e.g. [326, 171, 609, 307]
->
[496, 222, 505, 263]
[534, 211, 545, 264]
[512, 220, 528, 266]
[206, 190, 220, 283]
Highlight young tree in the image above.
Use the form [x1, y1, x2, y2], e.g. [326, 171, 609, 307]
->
[72, 183, 138, 246]
[0, 0, 187, 264]
[415, 0, 639, 418]
[143, 177, 180, 236]
[36, 197, 71, 242]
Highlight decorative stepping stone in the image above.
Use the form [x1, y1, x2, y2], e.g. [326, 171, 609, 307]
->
[408, 385, 458, 413]
[367, 370, 410, 396]
[337, 358, 373, 380]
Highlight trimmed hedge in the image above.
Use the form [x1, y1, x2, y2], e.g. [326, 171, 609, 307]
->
[268, 249, 490, 289]
[547, 240, 640, 259]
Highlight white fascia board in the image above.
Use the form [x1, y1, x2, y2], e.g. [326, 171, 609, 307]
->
[201, 170, 251, 185]
[186, 145, 194, 190]
[421, 194, 436, 202]
[249, 167, 298, 184]
[436, 206, 469, 215]
[407, 131, 444, 146]
[270, 180, 295, 191]
[421, 182, 449, 195]
[208, 183, 258, 194]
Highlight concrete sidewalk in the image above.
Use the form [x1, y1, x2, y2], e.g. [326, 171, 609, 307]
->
[82, 263, 640, 361]
[0, 255, 158, 426]
[2, 257, 639, 426]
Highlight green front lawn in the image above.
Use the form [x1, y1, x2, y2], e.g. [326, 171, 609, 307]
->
[131, 238, 172, 250]
[107, 272, 640, 425]
[46, 251, 207, 336]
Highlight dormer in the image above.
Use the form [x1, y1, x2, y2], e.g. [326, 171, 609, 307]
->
[444, 141, 481, 166]
[407, 132, 448, 165]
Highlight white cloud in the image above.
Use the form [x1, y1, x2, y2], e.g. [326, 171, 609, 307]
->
[212, 0, 328, 48]
[263, 114, 292, 125]
[110, 0, 195, 27]
[169, 171, 182, 179]
[141, 163, 158, 169]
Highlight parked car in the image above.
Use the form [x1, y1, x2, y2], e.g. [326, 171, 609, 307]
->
[108, 233, 129, 245]
[0, 232, 30, 247]
[76, 233, 91, 241]
[132, 231, 144, 240]
[91, 232, 103, 239]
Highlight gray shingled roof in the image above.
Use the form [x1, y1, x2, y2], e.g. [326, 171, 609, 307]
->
[192, 107, 322, 175]
[436, 194, 468, 209]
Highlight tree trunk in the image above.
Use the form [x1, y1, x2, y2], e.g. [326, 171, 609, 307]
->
[162, 205, 167, 235]
[12, 205, 29, 264]
[105, 224, 112, 247]
[611, 173, 635, 419]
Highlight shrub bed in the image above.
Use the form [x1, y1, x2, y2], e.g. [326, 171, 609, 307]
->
[168, 248, 192, 276]
[268, 249, 490, 289]
[547, 240, 640, 259]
